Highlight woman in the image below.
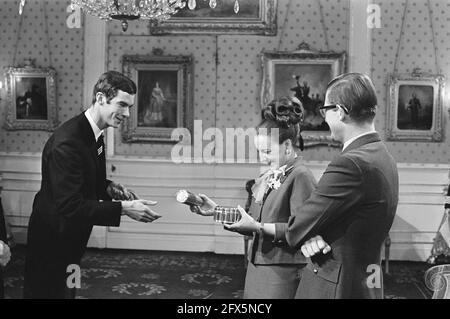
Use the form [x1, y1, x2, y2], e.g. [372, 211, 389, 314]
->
[144, 82, 165, 124]
[192, 96, 317, 298]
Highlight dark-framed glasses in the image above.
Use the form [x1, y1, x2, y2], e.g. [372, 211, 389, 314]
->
[319, 104, 349, 118]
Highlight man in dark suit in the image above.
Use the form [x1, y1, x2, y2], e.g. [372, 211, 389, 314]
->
[279, 73, 399, 298]
[0, 198, 11, 299]
[24, 71, 161, 299]
[231, 73, 398, 298]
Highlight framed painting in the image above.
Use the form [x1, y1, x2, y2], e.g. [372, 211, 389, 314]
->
[387, 69, 444, 142]
[149, 0, 277, 35]
[122, 53, 194, 143]
[260, 43, 346, 148]
[4, 65, 58, 131]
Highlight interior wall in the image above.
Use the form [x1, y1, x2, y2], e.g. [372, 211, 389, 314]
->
[0, 0, 447, 160]
[372, 0, 449, 164]
[0, 0, 448, 262]
[108, 0, 350, 161]
[0, 0, 84, 153]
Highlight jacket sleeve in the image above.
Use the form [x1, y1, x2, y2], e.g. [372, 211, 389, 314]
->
[274, 170, 317, 241]
[273, 155, 363, 249]
[49, 140, 122, 227]
[100, 179, 114, 201]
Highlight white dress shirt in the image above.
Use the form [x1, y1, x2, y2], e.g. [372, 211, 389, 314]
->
[84, 109, 103, 142]
[342, 131, 377, 151]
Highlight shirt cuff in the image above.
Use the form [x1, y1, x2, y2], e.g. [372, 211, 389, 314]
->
[274, 223, 288, 243]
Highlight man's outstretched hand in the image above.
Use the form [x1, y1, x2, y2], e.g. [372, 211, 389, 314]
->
[121, 199, 161, 223]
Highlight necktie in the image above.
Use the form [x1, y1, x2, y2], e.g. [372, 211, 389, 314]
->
[97, 134, 104, 157]
[96, 134, 106, 199]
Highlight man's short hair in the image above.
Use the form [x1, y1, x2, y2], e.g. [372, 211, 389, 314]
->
[91, 71, 137, 105]
[326, 73, 377, 123]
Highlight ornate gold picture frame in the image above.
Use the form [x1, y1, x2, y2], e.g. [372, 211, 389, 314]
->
[122, 53, 194, 143]
[260, 43, 346, 148]
[387, 70, 444, 142]
[4, 65, 58, 131]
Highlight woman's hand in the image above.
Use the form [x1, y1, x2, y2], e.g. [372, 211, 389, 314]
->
[189, 193, 217, 216]
[224, 206, 259, 235]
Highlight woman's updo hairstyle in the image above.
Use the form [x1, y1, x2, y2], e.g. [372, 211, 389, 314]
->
[257, 96, 305, 151]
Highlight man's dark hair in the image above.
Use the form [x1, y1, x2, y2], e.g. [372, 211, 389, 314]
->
[326, 73, 377, 124]
[91, 71, 137, 105]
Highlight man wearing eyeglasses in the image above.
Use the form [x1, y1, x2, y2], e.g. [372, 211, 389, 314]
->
[243, 73, 399, 298]
[291, 72, 399, 298]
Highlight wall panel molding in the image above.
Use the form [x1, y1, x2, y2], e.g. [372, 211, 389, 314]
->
[0, 152, 448, 260]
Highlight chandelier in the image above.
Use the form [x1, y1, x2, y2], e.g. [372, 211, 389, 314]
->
[71, 0, 240, 32]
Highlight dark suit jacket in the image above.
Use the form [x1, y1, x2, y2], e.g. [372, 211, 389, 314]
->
[25, 113, 122, 277]
[249, 157, 317, 265]
[274, 133, 399, 298]
[0, 198, 7, 298]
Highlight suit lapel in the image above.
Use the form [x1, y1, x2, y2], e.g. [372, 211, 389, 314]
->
[257, 156, 301, 221]
[78, 113, 101, 169]
[77, 113, 104, 198]
[279, 164, 295, 184]
[342, 133, 381, 154]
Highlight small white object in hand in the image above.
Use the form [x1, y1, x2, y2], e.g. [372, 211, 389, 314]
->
[176, 190, 189, 203]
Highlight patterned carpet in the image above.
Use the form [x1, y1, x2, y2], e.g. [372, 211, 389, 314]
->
[3, 245, 433, 299]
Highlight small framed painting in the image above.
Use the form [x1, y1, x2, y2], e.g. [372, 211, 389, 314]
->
[387, 69, 444, 142]
[4, 65, 58, 131]
[122, 53, 194, 143]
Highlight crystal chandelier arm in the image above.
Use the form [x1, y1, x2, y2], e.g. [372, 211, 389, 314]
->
[72, 0, 240, 31]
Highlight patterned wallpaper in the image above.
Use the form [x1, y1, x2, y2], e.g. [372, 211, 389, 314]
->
[108, 0, 350, 161]
[109, 36, 217, 157]
[0, 0, 447, 164]
[0, 0, 84, 153]
[372, 0, 449, 163]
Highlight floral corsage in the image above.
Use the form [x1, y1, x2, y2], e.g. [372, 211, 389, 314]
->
[267, 167, 286, 191]
[267, 166, 290, 190]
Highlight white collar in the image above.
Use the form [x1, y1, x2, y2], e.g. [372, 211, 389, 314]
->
[342, 131, 377, 151]
[84, 109, 103, 142]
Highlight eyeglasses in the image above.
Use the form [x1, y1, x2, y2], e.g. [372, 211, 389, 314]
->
[319, 104, 350, 118]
